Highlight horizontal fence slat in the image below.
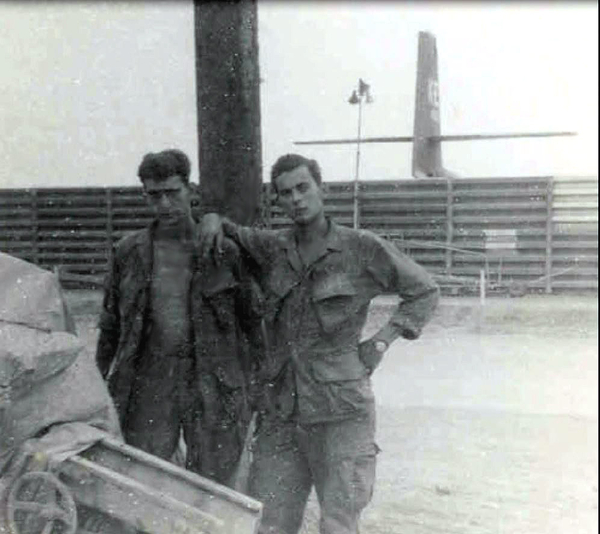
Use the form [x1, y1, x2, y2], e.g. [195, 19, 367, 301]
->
[36, 251, 109, 261]
[454, 215, 548, 224]
[453, 228, 548, 237]
[374, 228, 447, 238]
[35, 230, 111, 239]
[552, 240, 598, 249]
[358, 191, 448, 200]
[36, 207, 108, 216]
[453, 201, 547, 212]
[361, 216, 446, 224]
[0, 220, 37, 227]
[553, 215, 599, 223]
[554, 201, 599, 209]
[36, 241, 112, 250]
[359, 202, 448, 211]
[451, 240, 548, 250]
[452, 266, 546, 275]
[453, 254, 547, 263]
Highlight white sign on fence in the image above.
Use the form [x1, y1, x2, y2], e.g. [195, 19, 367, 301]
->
[484, 229, 517, 250]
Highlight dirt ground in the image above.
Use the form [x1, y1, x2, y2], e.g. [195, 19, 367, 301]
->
[66, 291, 598, 534]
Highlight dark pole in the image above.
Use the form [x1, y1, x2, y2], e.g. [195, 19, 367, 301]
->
[194, 0, 262, 225]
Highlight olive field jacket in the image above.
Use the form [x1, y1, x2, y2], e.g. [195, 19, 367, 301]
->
[95, 222, 265, 431]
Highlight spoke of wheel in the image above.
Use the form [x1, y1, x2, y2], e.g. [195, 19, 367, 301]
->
[12, 501, 46, 513]
[41, 520, 56, 534]
[7, 472, 78, 534]
[38, 504, 70, 522]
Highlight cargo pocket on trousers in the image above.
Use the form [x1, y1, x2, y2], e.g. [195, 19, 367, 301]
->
[351, 443, 379, 512]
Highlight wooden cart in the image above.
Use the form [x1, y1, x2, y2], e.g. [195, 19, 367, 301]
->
[1, 437, 262, 534]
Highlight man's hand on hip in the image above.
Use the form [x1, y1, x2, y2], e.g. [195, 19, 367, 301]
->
[358, 338, 388, 375]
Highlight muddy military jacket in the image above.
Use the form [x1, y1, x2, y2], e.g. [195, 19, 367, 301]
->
[95, 221, 264, 458]
[227, 219, 439, 425]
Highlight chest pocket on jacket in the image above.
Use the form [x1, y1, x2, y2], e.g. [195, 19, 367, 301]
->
[311, 273, 357, 333]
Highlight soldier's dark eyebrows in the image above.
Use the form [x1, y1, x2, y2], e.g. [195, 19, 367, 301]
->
[147, 186, 181, 192]
[145, 186, 184, 198]
[279, 180, 311, 196]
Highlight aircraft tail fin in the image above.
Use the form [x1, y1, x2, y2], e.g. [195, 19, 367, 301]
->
[412, 31, 444, 178]
[294, 31, 575, 179]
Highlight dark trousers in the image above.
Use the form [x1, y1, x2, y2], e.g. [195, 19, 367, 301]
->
[124, 354, 194, 461]
[249, 405, 378, 534]
[124, 354, 247, 487]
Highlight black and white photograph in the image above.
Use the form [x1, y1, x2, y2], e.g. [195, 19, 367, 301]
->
[0, 2, 597, 533]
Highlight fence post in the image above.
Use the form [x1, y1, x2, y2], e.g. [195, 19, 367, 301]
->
[480, 268, 486, 305]
[445, 178, 454, 275]
[545, 177, 554, 294]
[352, 180, 362, 229]
[31, 189, 38, 266]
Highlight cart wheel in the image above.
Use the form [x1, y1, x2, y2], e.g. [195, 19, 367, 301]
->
[6, 471, 77, 534]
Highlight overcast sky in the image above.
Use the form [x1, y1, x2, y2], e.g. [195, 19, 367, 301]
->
[0, 1, 597, 188]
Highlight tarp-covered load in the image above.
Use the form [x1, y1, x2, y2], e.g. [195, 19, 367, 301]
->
[0, 253, 262, 533]
[0, 252, 76, 334]
[0, 251, 121, 478]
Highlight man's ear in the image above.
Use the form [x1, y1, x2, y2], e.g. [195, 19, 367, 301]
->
[269, 183, 279, 207]
[142, 184, 151, 204]
[320, 182, 329, 195]
[189, 184, 201, 221]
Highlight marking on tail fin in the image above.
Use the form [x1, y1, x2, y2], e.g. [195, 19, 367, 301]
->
[427, 79, 440, 123]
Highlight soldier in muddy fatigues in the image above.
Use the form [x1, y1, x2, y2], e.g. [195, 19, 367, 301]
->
[95, 149, 263, 486]
[201, 154, 439, 534]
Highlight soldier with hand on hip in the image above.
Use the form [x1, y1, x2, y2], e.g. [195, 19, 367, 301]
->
[200, 153, 439, 534]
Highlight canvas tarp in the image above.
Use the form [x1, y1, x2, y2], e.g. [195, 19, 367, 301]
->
[0, 252, 121, 477]
[0, 251, 76, 334]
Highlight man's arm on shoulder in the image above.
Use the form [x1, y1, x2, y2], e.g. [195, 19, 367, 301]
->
[214, 238, 268, 386]
[200, 213, 280, 272]
[216, 237, 266, 326]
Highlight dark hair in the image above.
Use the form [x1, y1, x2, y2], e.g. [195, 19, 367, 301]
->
[270, 154, 322, 190]
[137, 149, 191, 184]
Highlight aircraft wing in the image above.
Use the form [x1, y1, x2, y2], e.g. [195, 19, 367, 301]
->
[294, 131, 576, 145]
[294, 136, 414, 145]
[430, 132, 577, 142]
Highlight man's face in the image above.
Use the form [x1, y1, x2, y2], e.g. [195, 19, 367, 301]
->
[275, 165, 324, 225]
[143, 175, 192, 223]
